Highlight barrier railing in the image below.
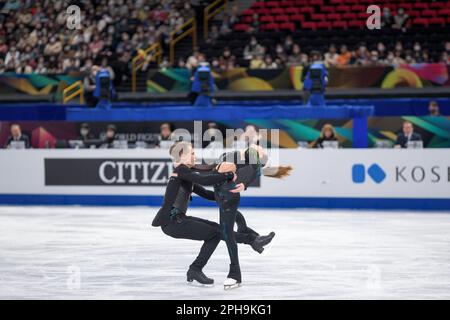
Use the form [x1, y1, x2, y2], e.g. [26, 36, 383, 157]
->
[169, 18, 197, 66]
[62, 80, 84, 104]
[131, 42, 163, 92]
[204, 0, 228, 39]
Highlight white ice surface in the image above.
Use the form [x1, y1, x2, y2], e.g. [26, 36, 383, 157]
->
[0, 206, 450, 299]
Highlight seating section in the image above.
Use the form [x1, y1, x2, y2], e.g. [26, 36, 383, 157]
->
[234, 0, 450, 32]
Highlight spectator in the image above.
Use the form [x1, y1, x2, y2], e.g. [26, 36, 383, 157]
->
[4, 123, 30, 149]
[274, 43, 287, 65]
[159, 122, 173, 143]
[324, 44, 338, 67]
[218, 47, 236, 70]
[219, 14, 232, 35]
[287, 44, 304, 65]
[393, 7, 410, 31]
[381, 7, 394, 28]
[428, 101, 440, 116]
[249, 13, 260, 33]
[261, 55, 278, 69]
[77, 123, 95, 142]
[180, 3, 195, 20]
[244, 36, 264, 60]
[229, 5, 240, 26]
[100, 124, 117, 149]
[249, 53, 264, 69]
[206, 25, 220, 45]
[377, 42, 387, 60]
[368, 50, 381, 65]
[309, 124, 338, 149]
[352, 45, 369, 65]
[283, 36, 294, 55]
[440, 52, 449, 65]
[395, 121, 423, 148]
[83, 65, 100, 108]
[336, 45, 352, 66]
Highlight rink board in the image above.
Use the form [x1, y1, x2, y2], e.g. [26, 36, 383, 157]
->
[0, 149, 449, 210]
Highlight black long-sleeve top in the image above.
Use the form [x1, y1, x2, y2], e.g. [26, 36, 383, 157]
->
[151, 164, 233, 227]
[219, 150, 261, 190]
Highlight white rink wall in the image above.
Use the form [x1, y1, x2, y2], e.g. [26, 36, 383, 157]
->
[0, 149, 449, 210]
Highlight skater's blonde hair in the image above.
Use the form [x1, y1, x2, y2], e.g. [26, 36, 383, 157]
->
[262, 165, 293, 179]
[169, 141, 192, 162]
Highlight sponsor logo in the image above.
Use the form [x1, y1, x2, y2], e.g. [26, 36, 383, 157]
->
[352, 164, 386, 184]
[45, 159, 173, 186]
[353, 163, 450, 184]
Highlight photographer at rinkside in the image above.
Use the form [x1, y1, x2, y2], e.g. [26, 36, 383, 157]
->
[394, 121, 423, 149]
[4, 123, 30, 149]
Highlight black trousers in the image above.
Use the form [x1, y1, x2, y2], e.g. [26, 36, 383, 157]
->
[236, 210, 259, 238]
[162, 215, 255, 271]
[215, 183, 242, 282]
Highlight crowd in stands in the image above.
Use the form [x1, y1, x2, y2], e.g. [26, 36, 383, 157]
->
[0, 0, 200, 83]
[202, 3, 450, 70]
[1, 0, 449, 77]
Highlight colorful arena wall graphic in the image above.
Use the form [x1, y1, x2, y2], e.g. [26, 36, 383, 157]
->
[1, 116, 449, 149]
[0, 64, 448, 96]
[0, 73, 83, 98]
[146, 64, 450, 92]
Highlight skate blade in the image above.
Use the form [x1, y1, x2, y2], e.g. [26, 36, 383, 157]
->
[187, 280, 214, 288]
[224, 283, 241, 290]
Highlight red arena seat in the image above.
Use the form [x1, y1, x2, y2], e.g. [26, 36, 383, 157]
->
[266, 1, 280, 8]
[428, 17, 445, 26]
[342, 12, 357, 20]
[311, 13, 326, 21]
[347, 20, 365, 28]
[316, 21, 332, 30]
[332, 21, 348, 29]
[422, 10, 437, 17]
[327, 13, 341, 21]
[275, 15, 290, 23]
[285, 7, 300, 15]
[234, 24, 250, 32]
[412, 18, 429, 28]
[290, 14, 305, 23]
[279, 1, 295, 8]
[413, 3, 429, 10]
[336, 5, 351, 13]
[280, 22, 296, 32]
[299, 7, 314, 14]
[260, 16, 274, 23]
[320, 6, 336, 14]
[252, 2, 266, 9]
[301, 22, 317, 31]
[241, 9, 254, 16]
[261, 22, 280, 31]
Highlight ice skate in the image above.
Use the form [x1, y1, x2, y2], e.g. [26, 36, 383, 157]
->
[186, 268, 214, 286]
[223, 278, 241, 290]
[251, 232, 276, 254]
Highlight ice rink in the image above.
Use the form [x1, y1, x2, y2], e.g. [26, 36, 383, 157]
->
[0, 205, 449, 299]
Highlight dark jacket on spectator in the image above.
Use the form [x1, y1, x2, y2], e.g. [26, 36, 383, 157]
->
[310, 137, 338, 149]
[4, 134, 30, 149]
[395, 132, 422, 148]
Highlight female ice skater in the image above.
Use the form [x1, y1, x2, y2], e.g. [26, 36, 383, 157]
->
[206, 144, 292, 289]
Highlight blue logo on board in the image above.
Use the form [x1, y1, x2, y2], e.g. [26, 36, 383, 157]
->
[352, 164, 386, 184]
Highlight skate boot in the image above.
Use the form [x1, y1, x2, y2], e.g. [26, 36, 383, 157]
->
[224, 264, 241, 290]
[187, 268, 214, 285]
[251, 232, 276, 254]
[224, 277, 241, 290]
